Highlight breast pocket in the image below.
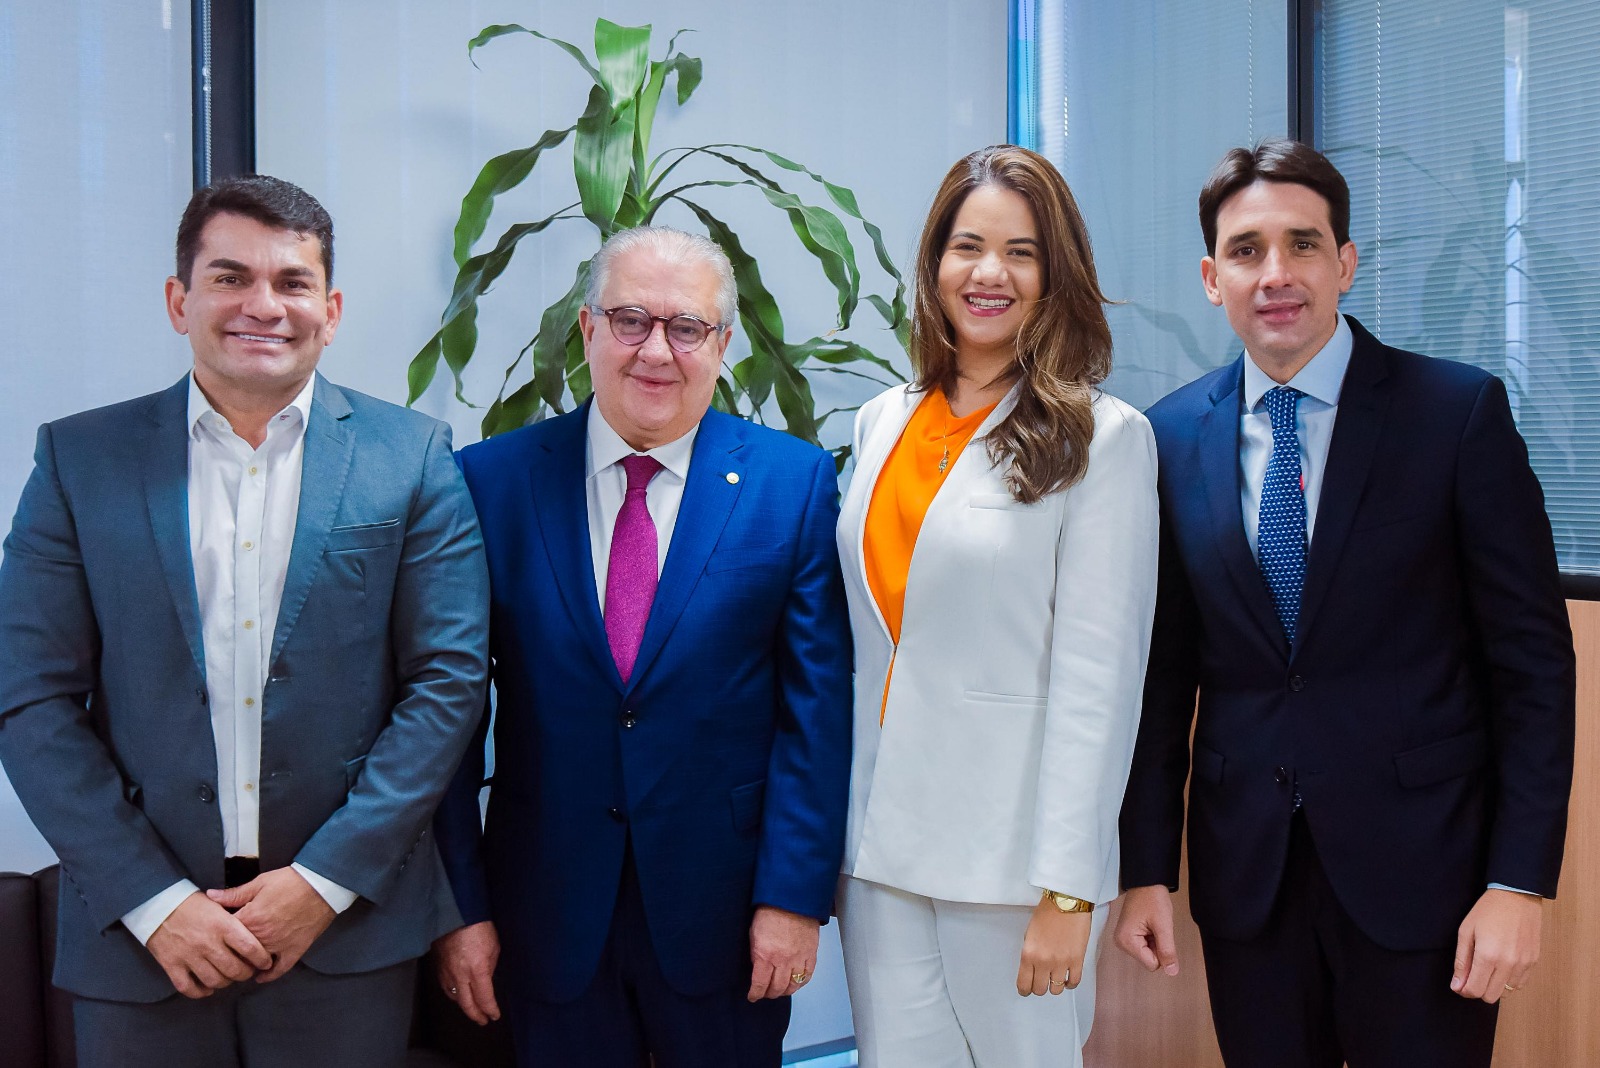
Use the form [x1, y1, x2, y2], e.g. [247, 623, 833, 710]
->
[961, 494, 1059, 698]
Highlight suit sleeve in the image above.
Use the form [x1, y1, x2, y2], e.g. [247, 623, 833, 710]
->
[293, 422, 491, 905]
[1027, 404, 1160, 902]
[1119, 439, 1205, 893]
[751, 449, 854, 921]
[1453, 374, 1575, 897]
[0, 424, 191, 931]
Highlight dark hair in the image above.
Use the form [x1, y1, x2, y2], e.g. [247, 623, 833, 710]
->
[911, 144, 1111, 504]
[1198, 138, 1350, 255]
[174, 175, 335, 286]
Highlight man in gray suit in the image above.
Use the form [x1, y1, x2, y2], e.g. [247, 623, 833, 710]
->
[0, 175, 489, 1067]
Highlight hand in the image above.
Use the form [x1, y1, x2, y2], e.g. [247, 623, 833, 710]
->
[1114, 884, 1180, 976]
[145, 892, 274, 998]
[748, 906, 820, 1001]
[207, 867, 336, 983]
[1451, 888, 1542, 1003]
[434, 921, 502, 1025]
[1017, 896, 1093, 996]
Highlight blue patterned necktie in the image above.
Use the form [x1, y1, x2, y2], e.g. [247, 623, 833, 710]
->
[1258, 386, 1308, 647]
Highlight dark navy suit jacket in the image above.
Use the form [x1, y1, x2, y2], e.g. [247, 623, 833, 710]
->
[434, 404, 852, 1003]
[1120, 316, 1575, 952]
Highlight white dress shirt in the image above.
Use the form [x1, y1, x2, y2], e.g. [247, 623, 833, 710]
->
[121, 375, 354, 945]
[585, 406, 698, 606]
[1239, 314, 1353, 555]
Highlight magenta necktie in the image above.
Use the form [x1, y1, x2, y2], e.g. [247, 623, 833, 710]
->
[605, 454, 664, 682]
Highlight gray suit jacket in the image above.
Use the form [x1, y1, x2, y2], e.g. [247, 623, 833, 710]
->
[0, 374, 490, 1002]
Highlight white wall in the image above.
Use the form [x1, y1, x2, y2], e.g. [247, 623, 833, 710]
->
[0, 0, 192, 875]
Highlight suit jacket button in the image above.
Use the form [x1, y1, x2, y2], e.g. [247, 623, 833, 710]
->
[608, 807, 626, 823]
[1275, 767, 1289, 784]
[1289, 675, 1306, 692]
[198, 784, 215, 803]
[621, 713, 637, 729]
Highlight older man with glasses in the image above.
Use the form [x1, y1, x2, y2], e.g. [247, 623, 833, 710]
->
[430, 226, 854, 1067]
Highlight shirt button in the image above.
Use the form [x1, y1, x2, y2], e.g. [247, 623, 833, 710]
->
[248, 466, 259, 476]
[244, 782, 255, 792]
[242, 540, 254, 550]
[244, 697, 255, 707]
[243, 620, 255, 630]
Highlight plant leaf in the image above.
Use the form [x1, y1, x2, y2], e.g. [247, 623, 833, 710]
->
[592, 19, 651, 104]
[575, 85, 637, 232]
[452, 128, 575, 266]
[671, 54, 703, 104]
[409, 209, 580, 404]
[725, 145, 907, 332]
[770, 356, 820, 445]
[467, 23, 602, 87]
[531, 262, 594, 410]
[482, 378, 541, 438]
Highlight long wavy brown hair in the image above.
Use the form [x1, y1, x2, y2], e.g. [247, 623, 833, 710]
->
[910, 145, 1112, 503]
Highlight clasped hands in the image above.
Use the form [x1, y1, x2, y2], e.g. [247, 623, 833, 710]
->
[1112, 883, 1542, 1004]
[144, 866, 336, 999]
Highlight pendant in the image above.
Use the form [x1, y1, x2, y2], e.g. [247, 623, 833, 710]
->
[937, 446, 949, 474]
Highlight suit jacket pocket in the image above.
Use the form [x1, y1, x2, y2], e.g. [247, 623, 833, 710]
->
[326, 519, 402, 552]
[1192, 742, 1226, 786]
[706, 548, 789, 574]
[1393, 730, 1488, 789]
[730, 779, 766, 832]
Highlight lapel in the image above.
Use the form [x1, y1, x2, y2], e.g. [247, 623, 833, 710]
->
[1198, 357, 1286, 654]
[1294, 318, 1392, 656]
[846, 384, 1022, 646]
[626, 409, 748, 691]
[141, 376, 206, 678]
[527, 402, 619, 684]
[271, 375, 355, 667]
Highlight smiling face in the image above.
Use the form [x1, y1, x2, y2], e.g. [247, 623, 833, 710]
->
[936, 184, 1043, 373]
[580, 246, 732, 451]
[1202, 179, 1358, 382]
[165, 212, 342, 410]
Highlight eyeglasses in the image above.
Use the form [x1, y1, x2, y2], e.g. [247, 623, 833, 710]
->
[590, 305, 727, 354]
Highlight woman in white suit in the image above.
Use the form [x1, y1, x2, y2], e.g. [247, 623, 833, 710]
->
[835, 145, 1159, 1067]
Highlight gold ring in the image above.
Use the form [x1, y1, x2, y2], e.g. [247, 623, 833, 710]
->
[791, 971, 809, 984]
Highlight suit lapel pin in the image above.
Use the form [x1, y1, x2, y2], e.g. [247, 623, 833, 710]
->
[725, 471, 740, 484]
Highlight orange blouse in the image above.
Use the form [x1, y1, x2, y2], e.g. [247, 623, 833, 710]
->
[863, 390, 998, 719]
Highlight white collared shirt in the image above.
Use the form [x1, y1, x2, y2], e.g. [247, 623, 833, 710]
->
[121, 374, 353, 945]
[1239, 315, 1354, 554]
[585, 405, 698, 611]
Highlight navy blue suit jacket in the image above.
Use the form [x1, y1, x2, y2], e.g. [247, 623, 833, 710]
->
[434, 404, 852, 1003]
[1120, 317, 1575, 952]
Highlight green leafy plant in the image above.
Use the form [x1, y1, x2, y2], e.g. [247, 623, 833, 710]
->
[407, 18, 909, 456]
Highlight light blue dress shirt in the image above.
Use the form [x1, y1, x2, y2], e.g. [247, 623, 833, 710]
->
[1239, 315, 1353, 556]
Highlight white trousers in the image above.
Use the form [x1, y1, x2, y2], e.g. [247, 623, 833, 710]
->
[837, 875, 1107, 1068]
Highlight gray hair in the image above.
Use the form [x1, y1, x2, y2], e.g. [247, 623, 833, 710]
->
[584, 226, 738, 326]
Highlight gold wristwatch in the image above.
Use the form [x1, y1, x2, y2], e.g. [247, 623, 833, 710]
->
[1041, 888, 1095, 914]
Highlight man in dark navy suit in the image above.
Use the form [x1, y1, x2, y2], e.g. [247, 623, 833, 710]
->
[1115, 139, 1575, 1067]
[429, 226, 853, 1067]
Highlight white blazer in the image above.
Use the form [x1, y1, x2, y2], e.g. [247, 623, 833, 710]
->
[837, 383, 1159, 907]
